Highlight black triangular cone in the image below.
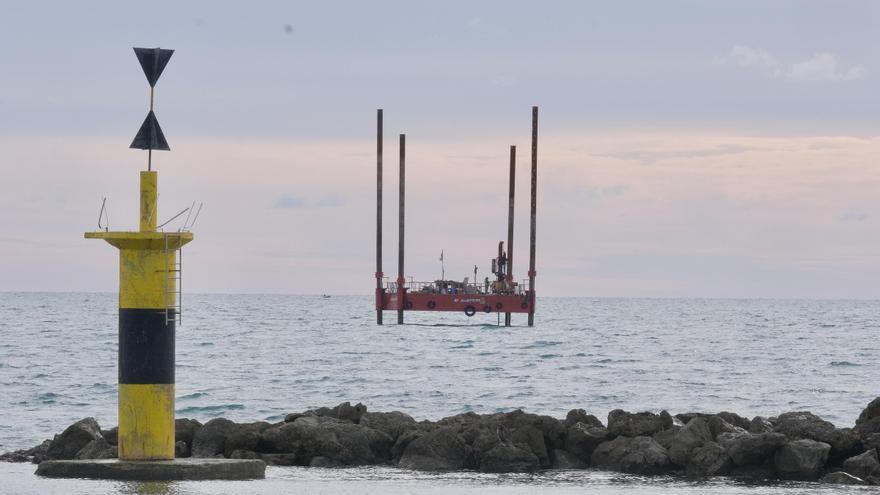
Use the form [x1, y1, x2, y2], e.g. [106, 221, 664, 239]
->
[130, 111, 170, 151]
[133, 47, 174, 87]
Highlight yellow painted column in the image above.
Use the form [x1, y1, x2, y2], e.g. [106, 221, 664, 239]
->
[86, 170, 192, 461]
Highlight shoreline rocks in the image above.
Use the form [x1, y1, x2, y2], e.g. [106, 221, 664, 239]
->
[4, 399, 880, 486]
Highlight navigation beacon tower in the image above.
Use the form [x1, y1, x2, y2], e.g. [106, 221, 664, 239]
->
[85, 47, 192, 460]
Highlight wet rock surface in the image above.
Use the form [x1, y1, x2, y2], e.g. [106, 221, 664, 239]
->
[6, 398, 880, 486]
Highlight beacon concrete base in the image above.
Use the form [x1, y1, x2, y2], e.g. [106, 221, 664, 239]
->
[35, 458, 266, 481]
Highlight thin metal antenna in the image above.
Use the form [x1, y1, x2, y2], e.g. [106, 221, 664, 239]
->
[97, 197, 108, 231]
[157, 207, 189, 230]
[186, 203, 203, 230]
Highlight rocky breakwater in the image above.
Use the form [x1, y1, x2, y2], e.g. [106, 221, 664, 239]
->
[5, 398, 880, 486]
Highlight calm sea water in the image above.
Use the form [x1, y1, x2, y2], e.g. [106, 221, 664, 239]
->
[1, 292, 879, 493]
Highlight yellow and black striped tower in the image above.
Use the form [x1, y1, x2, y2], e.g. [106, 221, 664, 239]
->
[85, 47, 192, 461]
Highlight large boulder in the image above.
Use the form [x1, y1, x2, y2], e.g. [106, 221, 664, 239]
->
[45, 418, 104, 460]
[591, 436, 671, 475]
[774, 439, 831, 480]
[311, 402, 368, 423]
[618, 436, 672, 475]
[726, 432, 787, 467]
[856, 398, 880, 440]
[191, 418, 238, 458]
[685, 442, 731, 478]
[398, 427, 472, 470]
[668, 417, 713, 466]
[748, 417, 774, 434]
[707, 416, 745, 438]
[774, 411, 860, 461]
[73, 438, 117, 460]
[101, 427, 118, 446]
[552, 449, 588, 469]
[359, 411, 416, 441]
[260, 415, 392, 466]
[591, 436, 632, 470]
[652, 426, 680, 450]
[479, 442, 540, 473]
[842, 449, 880, 480]
[224, 421, 271, 458]
[175, 418, 203, 445]
[819, 471, 868, 485]
[565, 409, 603, 429]
[563, 423, 609, 463]
[607, 410, 673, 438]
[716, 412, 751, 431]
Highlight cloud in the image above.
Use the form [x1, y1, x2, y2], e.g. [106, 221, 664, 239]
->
[274, 194, 305, 209]
[599, 145, 753, 165]
[840, 211, 869, 222]
[786, 53, 865, 82]
[273, 194, 345, 209]
[730, 45, 776, 68]
[727, 46, 864, 82]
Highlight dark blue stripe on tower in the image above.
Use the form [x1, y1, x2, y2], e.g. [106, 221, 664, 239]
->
[119, 309, 175, 384]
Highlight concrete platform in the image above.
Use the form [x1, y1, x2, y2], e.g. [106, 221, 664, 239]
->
[35, 458, 266, 480]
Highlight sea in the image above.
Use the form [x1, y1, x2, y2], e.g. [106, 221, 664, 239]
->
[1, 292, 878, 494]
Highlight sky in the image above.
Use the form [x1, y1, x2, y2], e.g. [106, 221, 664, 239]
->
[0, 1, 878, 298]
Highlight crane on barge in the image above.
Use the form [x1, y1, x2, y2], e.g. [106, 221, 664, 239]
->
[374, 107, 539, 327]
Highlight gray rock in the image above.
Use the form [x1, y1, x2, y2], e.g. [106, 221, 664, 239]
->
[45, 418, 104, 460]
[510, 425, 550, 468]
[224, 421, 271, 458]
[73, 438, 116, 460]
[774, 439, 831, 480]
[565, 409, 603, 428]
[564, 423, 609, 463]
[842, 449, 880, 480]
[864, 433, 880, 451]
[685, 442, 731, 478]
[359, 411, 416, 441]
[819, 471, 868, 485]
[312, 402, 368, 423]
[668, 417, 713, 466]
[619, 436, 671, 475]
[479, 442, 540, 473]
[857, 397, 880, 426]
[259, 453, 299, 466]
[717, 431, 747, 450]
[708, 416, 745, 439]
[717, 412, 751, 431]
[229, 449, 259, 459]
[727, 432, 787, 466]
[101, 427, 118, 446]
[552, 449, 588, 469]
[175, 418, 203, 445]
[675, 413, 709, 424]
[0, 440, 51, 464]
[748, 417, 774, 434]
[398, 427, 471, 471]
[310, 456, 344, 467]
[774, 411, 860, 461]
[391, 428, 428, 462]
[191, 418, 238, 458]
[853, 397, 880, 440]
[855, 418, 880, 440]
[175, 440, 190, 458]
[260, 415, 392, 466]
[591, 436, 632, 470]
[652, 426, 680, 450]
[607, 410, 673, 438]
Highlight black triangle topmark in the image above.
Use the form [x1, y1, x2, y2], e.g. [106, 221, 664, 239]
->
[130, 111, 170, 151]
[133, 47, 174, 87]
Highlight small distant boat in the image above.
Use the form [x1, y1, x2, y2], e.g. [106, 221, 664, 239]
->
[322, 294, 331, 299]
